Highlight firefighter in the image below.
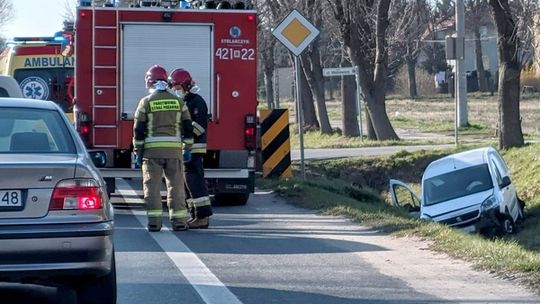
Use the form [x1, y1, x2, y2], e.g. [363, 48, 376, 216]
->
[168, 68, 212, 229]
[133, 65, 194, 232]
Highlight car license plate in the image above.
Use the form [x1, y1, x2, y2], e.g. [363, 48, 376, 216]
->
[0, 190, 23, 208]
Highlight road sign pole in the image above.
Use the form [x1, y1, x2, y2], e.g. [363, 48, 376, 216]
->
[354, 66, 363, 142]
[272, 9, 320, 181]
[295, 56, 305, 181]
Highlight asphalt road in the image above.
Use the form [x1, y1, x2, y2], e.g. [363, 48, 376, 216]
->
[112, 179, 442, 304]
[4, 177, 539, 304]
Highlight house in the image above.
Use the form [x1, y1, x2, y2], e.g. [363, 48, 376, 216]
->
[421, 16, 498, 78]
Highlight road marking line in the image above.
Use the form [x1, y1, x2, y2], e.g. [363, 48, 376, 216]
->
[115, 178, 243, 304]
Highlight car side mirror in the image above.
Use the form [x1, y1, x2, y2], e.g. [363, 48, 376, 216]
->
[89, 151, 107, 168]
[500, 176, 511, 188]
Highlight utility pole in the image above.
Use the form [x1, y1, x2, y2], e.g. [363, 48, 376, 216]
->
[456, 0, 468, 127]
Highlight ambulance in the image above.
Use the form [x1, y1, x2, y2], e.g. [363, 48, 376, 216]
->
[0, 31, 75, 113]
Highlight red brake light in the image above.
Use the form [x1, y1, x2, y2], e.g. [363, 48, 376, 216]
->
[81, 124, 90, 135]
[50, 179, 103, 210]
[244, 114, 256, 151]
[78, 120, 92, 147]
[247, 15, 255, 22]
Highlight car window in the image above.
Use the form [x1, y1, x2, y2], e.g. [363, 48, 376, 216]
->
[14, 68, 74, 113]
[0, 108, 76, 153]
[490, 159, 503, 185]
[424, 164, 494, 206]
[491, 152, 509, 177]
[392, 184, 421, 211]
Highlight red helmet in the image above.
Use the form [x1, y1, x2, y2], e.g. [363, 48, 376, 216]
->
[168, 68, 195, 92]
[145, 65, 168, 88]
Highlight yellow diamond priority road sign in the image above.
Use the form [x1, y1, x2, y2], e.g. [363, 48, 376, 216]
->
[272, 10, 320, 57]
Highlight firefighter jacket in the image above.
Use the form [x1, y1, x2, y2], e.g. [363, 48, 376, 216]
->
[184, 93, 208, 154]
[133, 89, 194, 159]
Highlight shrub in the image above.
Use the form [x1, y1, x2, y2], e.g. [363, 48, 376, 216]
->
[392, 65, 439, 97]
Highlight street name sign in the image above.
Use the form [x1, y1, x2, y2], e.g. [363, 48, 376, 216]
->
[272, 10, 320, 56]
[323, 67, 357, 77]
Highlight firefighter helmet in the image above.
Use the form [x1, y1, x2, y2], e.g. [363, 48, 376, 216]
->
[168, 68, 195, 92]
[145, 65, 168, 88]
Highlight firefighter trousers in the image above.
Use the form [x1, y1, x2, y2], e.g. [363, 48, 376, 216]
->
[143, 158, 189, 226]
[184, 153, 213, 219]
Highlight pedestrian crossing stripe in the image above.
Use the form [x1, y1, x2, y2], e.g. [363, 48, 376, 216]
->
[259, 109, 292, 178]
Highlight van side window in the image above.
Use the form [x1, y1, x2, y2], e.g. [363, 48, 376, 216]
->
[491, 159, 503, 186]
[491, 152, 509, 176]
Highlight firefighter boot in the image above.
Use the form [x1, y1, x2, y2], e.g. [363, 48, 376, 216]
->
[188, 217, 209, 229]
[172, 219, 189, 231]
[147, 218, 162, 232]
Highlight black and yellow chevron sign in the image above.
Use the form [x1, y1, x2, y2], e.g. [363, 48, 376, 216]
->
[259, 109, 292, 178]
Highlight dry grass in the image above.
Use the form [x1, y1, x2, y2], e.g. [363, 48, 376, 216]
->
[260, 89, 540, 145]
[386, 93, 540, 138]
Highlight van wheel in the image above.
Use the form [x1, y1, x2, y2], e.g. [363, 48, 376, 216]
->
[76, 254, 117, 304]
[500, 217, 515, 234]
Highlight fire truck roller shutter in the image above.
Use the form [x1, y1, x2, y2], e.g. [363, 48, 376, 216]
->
[121, 24, 213, 119]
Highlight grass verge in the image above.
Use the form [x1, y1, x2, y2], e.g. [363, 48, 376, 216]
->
[288, 127, 453, 149]
[256, 144, 540, 293]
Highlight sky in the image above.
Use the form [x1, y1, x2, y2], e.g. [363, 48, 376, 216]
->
[3, 0, 69, 40]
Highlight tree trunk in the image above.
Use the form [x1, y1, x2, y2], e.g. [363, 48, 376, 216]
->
[329, 78, 336, 100]
[263, 54, 275, 109]
[406, 42, 418, 98]
[474, 27, 488, 92]
[300, 49, 332, 134]
[365, 110, 376, 140]
[341, 75, 360, 137]
[489, 0, 524, 148]
[368, 0, 399, 140]
[300, 67, 320, 131]
[406, 56, 418, 99]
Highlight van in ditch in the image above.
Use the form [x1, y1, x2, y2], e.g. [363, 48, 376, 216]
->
[389, 147, 524, 234]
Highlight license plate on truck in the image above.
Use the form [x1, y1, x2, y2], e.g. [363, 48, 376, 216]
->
[0, 190, 22, 208]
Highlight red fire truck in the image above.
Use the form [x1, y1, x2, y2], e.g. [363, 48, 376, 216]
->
[74, 0, 257, 204]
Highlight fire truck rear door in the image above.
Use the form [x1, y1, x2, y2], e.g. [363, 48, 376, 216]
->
[121, 23, 213, 118]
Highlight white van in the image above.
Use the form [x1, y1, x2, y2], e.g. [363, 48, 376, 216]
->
[389, 147, 524, 234]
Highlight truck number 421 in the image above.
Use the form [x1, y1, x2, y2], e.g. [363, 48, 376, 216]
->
[215, 48, 255, 61]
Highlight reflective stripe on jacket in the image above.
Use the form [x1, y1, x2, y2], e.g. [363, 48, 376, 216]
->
[133, 90, 193, 159]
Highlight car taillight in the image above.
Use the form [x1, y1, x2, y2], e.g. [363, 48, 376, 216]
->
[50, 179, 103, 210]
[244, 114, 256, 151]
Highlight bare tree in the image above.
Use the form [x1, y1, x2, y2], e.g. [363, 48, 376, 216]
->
[420, 1, 454, 75]
[62, 0, 77, 23]
[488, 0, 525, 148]
[298, 0, 332, 134]
[465, 0, 492, 92]
[390, 0, 430, 98]
[257, 3, 277, 109]
[327, 0, 399, 140]
[0, 0, 13, 30]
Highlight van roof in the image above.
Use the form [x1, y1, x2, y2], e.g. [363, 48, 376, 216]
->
[423, 147, 495, 180]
